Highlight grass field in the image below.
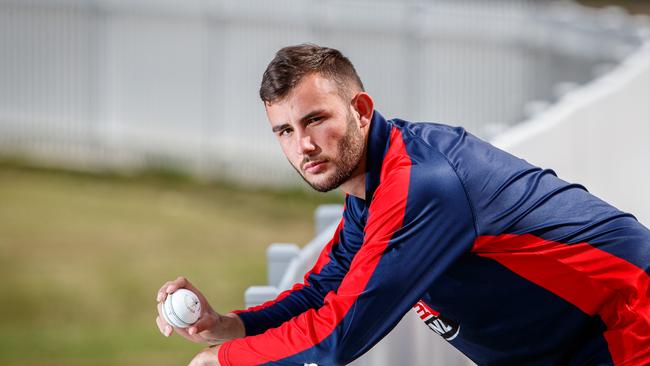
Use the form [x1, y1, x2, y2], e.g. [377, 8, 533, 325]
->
[0, 163, 341, 365]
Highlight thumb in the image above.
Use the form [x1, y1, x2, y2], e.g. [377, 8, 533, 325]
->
[189, 311, 219, 335]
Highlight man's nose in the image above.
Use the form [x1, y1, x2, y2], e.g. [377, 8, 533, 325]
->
[298, 132, 316, 154]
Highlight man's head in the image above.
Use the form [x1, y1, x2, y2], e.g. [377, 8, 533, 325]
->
[260, 43, 365, 104]
[260, 44, 373, 194]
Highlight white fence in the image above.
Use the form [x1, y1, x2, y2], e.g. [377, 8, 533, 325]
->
[0, 0, 645, 185]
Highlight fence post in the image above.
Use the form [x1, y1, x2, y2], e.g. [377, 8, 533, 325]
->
[314, 204, 344, 235]
[267, 243, 300, 287]
[244, 286, 280, 308]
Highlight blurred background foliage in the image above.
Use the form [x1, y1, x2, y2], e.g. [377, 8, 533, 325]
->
[577, 0, 650, 15]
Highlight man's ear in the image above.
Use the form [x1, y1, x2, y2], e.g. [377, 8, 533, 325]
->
[351, 92, 374, 128]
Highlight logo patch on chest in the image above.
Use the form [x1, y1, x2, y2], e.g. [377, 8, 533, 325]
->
[413, 300, 460, 341]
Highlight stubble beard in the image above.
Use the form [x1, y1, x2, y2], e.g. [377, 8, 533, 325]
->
[294, 112, 365, 193]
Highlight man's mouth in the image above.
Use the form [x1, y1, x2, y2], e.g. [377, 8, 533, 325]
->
[303, 160, 327, 174]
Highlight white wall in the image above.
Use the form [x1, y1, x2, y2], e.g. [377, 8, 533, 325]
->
[492, 42, 650, 227]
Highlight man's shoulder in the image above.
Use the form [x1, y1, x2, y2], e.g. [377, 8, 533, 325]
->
[387, 118, 478, 159]
[387, 117, 526, 180]
[385, 118, 468, 169]
[388, 118, 465, 141]
[377, 121, 472, 202]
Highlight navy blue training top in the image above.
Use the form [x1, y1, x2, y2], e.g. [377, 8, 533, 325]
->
[219, 111, 650, 366]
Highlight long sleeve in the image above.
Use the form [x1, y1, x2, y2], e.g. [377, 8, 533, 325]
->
[219, 127, 478, 365]
[233, 200, 365, 337]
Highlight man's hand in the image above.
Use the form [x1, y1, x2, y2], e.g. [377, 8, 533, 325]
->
[155, 276, 245, 345]
[188, 346, 220, 366]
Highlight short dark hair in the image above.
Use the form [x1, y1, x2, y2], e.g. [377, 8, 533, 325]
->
[259, 43, 365, 104]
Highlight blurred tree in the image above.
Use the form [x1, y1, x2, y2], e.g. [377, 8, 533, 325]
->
[576, 0, 650, 15]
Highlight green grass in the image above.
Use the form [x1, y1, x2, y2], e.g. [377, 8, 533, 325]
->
[0, 163, 342, 365]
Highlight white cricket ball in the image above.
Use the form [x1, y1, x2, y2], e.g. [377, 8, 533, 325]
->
[162, 288, 201, 328]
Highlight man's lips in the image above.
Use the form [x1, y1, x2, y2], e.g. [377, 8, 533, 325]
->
[303, 160, 327, 174]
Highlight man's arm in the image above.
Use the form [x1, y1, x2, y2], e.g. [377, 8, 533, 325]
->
[217, 129, 478, 365]
[232, 203, 366, 336]
[158, 204, 363, 366]
[156, 205, 361, 346]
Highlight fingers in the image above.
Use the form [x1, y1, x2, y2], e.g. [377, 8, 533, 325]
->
[156, 276, 190, 302]
[188, 312, 217, 336]
[167, 276, 189, 293]
[156, 302, 173, 337]
[156, 315, 173, 337]
[157, 281, 172, 302]
[156, 276, 212, 341]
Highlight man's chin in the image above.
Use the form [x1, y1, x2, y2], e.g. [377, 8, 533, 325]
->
[310, 183, 338, 193]
[305, 178, 337, 192]
[302, 173, 341, 192]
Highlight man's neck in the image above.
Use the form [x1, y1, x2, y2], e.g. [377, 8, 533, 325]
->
[339, 169, 366, 200]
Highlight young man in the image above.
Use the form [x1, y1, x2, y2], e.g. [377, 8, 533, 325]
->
[156, 44, 650, 366]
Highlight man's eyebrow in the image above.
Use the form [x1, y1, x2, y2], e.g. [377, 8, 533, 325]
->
[299, 109, 326, 123]
[272, 124, 290, 133]
[271, 110, 326, 133]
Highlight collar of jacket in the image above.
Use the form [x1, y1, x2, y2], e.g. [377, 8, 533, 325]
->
[364, 110, 392, 205]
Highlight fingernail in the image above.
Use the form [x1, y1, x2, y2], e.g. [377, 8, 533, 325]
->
[164, 325, 172, 336]
[156, 292, 162, 302]
[188, 327, 195, 335]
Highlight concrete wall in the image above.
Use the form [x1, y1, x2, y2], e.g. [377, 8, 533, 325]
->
[492, 42, 650, 227]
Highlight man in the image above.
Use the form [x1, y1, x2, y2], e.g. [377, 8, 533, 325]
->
[156, 44, 650, 365]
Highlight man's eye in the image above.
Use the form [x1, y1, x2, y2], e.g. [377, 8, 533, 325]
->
[279, 129, 292, 137]
[308, 117, 323, 124]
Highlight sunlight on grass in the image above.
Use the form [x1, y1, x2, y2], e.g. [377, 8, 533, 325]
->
[0, 164, 342, 365]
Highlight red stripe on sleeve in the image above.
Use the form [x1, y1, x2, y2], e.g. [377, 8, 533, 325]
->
[220, 127, 412, 365]
[301, 211, 346, 281]
[233, 217, 345, 315]
[472, 234, 650, 365]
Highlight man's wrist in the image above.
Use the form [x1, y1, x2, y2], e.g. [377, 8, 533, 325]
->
[222, 313, 246, 339]
[205, 313, 245, 345]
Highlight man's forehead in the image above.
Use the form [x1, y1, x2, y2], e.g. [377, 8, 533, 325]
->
[265, 75, 343, 123]
[288, 74, 341, 104]
[265, 102, 329, 127]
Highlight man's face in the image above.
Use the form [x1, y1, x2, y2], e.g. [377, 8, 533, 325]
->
[265, 74, 365, 192]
